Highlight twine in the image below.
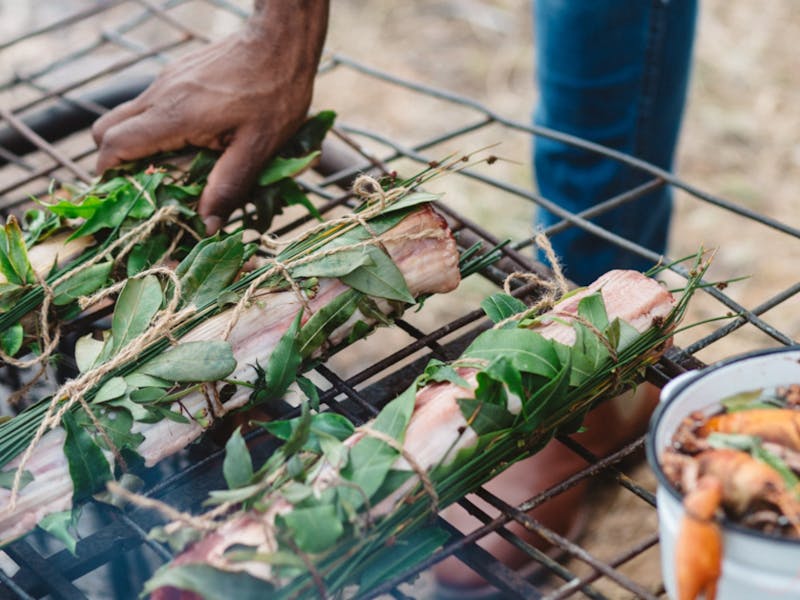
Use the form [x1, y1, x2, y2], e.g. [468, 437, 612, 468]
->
[0, 206, 182, 373]
[220, 174, 441, 341]
[107, 481, 224, 532]
[492, 232, 570, 330]
[5, 266, 190, 512]
[356, 424, 439, 514]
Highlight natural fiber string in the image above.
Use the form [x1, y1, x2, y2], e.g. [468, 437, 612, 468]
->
[221, 183, 444, 342]
[5, 267, 189, 512]
[0, 273, 61, 370]
[356, 424, 439, 514]
[492, 232, 570, 330]
[0, 206, 181, 373]
[106, 481, 222, 532]
[550, 310, 619, 362]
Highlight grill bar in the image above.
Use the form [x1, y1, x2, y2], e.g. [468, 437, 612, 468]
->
[1, 2, 797, 599]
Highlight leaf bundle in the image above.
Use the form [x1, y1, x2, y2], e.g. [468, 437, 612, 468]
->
[143, 263, 708, 599]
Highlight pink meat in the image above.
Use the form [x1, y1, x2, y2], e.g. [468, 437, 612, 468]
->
[0, 205, 460, 545]
[155, 269, 676, 590]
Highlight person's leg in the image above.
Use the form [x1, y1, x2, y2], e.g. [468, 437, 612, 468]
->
[534, 0, 698, 285]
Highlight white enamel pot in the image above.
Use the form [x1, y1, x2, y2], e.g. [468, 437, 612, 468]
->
[646, 347, 800, 599]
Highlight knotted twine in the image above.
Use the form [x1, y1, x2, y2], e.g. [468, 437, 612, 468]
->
[5, 263, 191, 512]
[0, 206, 183, 375]
[5, 175, 445, 521]
[494, 230, 618, 360]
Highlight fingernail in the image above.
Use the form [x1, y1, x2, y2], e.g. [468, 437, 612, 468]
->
[203, 215, 222, 235]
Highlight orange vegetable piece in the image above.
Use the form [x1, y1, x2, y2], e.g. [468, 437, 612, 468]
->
[676, 475, 723, 600]
[699, 409, 800, 451]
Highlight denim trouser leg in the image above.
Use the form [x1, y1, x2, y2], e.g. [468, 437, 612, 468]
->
[533, 0, 698, 285]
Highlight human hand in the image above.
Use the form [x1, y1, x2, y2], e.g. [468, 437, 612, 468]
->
[92, 2, 328, 233]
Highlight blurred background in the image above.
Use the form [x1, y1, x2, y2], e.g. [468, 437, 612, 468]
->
[0, 1, 798, 598]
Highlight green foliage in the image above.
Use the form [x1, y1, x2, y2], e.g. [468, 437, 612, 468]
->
[223, 428, 254, 489]
[0, 217, 35, 286]
[480, 293, 527, 324]
[62, 411, 112, 502]
[38, 509, 81, 556]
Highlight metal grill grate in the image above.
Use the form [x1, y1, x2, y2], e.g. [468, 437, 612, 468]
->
[1, 2, 798, 598]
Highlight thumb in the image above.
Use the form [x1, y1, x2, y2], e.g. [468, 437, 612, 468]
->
[199, 129, 276, 234]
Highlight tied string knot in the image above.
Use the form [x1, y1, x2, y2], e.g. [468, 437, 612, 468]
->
[0, 206, 183, 382]
[493, 232, 570, 330]
[5, 266, 190, 513]
[221, 177, 445, 341]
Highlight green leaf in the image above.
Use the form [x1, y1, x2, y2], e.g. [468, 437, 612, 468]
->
[62, 411, 113, 501]
[111, 275, 163, 355]
[0, 322, 23, 357]
[0, 468, 33, 490]
[46, 194, 104, 219]
[124, 372, 171, 389]
[256, 411, 354, 456]
[378, 191, 441, 215]
[720, 389, 772, 413]
[223, 427, 254, 489]
[522, 353, 573, 426]
[93, 377, 127, 403]
[277, 503, 344, 554]
[296, 375, 320, 411]
[138, 340, 237, 383]
[143, 564, 273, 600]
[205, 483, 264, 505]
[286, 110, 336, 156]
[253, 312, 303, 402]
[296, 289, 361, 357]
[458, 398, 515, 435]
[421, 359, 470, 388]
[341, 384, 417, 507]
[129, 387, 168, 403]
[38, 509, 80, 556]
[275, 178, 323, 221]
[75, 334, 105, 373]
[69, 178, 155, 240]
[257, 151, 320, 187]
[0, 217, 35, 285]
[23, 208, 61, 246]
[341, 246, 414, 303]
[148, 524, 203, 554]
[480, 293, 527, 324]
[0, 282, 24, 312]
[577, 293, 609, 331]
[463, 329, 561, 379]
[290, 248, 372, 280]
[52, 261, 113, 306]
[75, 406, 144, 459]
[280, 481, 314, 504]
[178, 233, 245, 307]
[752, 445, 800, 497]
[127, 233, 169, 276]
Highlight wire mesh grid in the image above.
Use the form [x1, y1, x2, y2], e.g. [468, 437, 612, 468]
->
[0, 1, 798, 599]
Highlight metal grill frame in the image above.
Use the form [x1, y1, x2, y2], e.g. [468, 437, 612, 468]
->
[1, 2, 798, 599]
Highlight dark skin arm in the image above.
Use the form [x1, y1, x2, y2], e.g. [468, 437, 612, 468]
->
[92, 0, 330, 234]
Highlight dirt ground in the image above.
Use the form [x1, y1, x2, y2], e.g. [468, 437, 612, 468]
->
[1, 1, 798, 598]
[321, 3, 800, 598]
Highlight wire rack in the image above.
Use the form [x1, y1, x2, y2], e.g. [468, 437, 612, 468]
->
[1, 1, 799, 599]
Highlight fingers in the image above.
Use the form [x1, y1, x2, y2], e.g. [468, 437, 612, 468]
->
[92, 99, 145, 146]
[199, 128, 276, 234]
[94, 111, 188, 174]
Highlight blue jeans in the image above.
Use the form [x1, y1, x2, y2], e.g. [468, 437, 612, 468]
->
[533, 0, 698, 284]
